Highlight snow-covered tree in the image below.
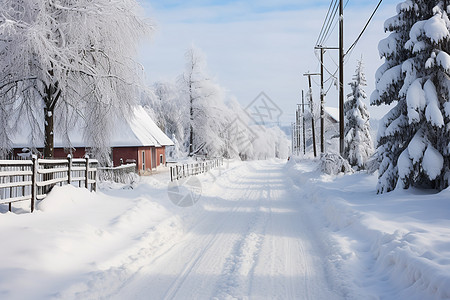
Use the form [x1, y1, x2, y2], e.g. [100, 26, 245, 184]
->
[344, 58, 374, 170]
[145, 46, 290, 161]
[223, 97, 255, 159]
[144, 81, 186, 146]
[0, 0, 150, 159]
[372, 1, 450, 192]
[180, 46, 222, 156]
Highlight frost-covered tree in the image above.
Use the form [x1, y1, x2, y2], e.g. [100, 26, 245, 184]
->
[372, 1, 450, 192]
[145, 81, 186, 145]
[0, 0, 150, 159]
[223, 97, 255, 159]
[344, 58, 374, 170]
[180, 46, 221, 156]
[145, 46, 290, 161]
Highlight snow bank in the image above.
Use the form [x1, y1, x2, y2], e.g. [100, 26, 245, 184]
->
[320, 153, 353, 175]
[287, 159, 450, 299]
[0, 177, 192, 299]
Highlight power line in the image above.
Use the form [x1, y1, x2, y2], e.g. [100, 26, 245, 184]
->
[316, 0, 337, 46]
[345, 0, 383, 56]
[315, 0, 383, 87]
[318, 0, 351, 46]
[321, 11, 338, 45]
[315, 51, 337, 83]
[318, 0, 339, 46]
[345, 0, 350, 9]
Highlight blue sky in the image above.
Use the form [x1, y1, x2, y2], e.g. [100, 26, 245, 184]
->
[138, 0, 398, 124]
[150, 1, 326, 10]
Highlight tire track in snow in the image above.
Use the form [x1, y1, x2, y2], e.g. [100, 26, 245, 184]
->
[212, 181, 271, 299]
[69, 160, 342, 300]
[57, 165, 254, 300]
[161, 174, 261, 299]
[244, 161, 342, 300]
[112, 166, 264, 299]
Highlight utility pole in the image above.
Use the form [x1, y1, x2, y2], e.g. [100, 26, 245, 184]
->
[320, 47, 324, 153]
[302, 91, 306, 155]
[291, 122, 295, 156]
[304, 73, 320, 157]
[308, 75, 317, 158]
[293, 101, 304, 156]
[339, 0, 345, 155]
[296, 105, 301, 155]
[294, 91, 310, 156]
[314, 45, 340, 154]
[303, 73, 320, 157]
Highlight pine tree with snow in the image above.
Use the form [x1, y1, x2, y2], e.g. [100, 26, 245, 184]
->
[344, 58, 374, 170]
[372, 1, 450, 192]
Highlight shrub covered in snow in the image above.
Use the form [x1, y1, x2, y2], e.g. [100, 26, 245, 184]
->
[320, 153, 354, 175]
[372, 1, 450, 192]
[97, 164, 139, 187]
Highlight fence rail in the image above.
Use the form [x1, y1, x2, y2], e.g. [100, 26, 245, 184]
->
[170, 158, 223, 182]
[0, 157, 98, 213]
[97, 164, 137, 184]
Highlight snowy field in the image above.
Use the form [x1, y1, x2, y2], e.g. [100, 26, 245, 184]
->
[0, 159, 449, 299]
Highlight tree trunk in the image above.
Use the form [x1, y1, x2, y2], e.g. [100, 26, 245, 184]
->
[189, 92, 194, 156]
[44, 107, 54, 158]
[189, 123, 194, 156]
[43, 80, 61, 159]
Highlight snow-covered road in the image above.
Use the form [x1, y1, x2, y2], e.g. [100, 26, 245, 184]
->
[3, 159, 449, 299]
[113, 160, 340, 299]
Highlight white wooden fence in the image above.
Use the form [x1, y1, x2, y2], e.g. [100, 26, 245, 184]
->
[97, 163, 137, 184]
[170, 158, 223, 182]
[0, 157, 98, 213]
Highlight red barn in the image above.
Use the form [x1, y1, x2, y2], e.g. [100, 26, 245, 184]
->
[108, 106, 174, 174]
[12, 106, 174, 175]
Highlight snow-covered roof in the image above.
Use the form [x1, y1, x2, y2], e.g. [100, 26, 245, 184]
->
[325, 107, 339, 122]
[12, 106, 174, 148]
[112, 106, 174, 147]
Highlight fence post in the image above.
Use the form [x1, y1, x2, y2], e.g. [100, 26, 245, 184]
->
[31, 156, 37, 213]
[9, 174, 12, 212]
[170, 166, 173, 182]
[85, 156, 89, 189]
[93, 161, 97, 192]
[67, 154, 72, 185]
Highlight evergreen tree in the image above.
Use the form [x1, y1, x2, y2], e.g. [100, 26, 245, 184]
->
[344, 58, 374, 170]
[372, 1, 450, 192]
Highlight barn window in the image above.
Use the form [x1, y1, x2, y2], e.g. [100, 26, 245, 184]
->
[160, 154, 163, 164]
[142, 151, 145, 171]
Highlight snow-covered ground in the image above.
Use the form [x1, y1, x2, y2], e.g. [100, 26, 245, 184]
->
[289, 158, 450, 299]
[0, 159, 449, 299]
